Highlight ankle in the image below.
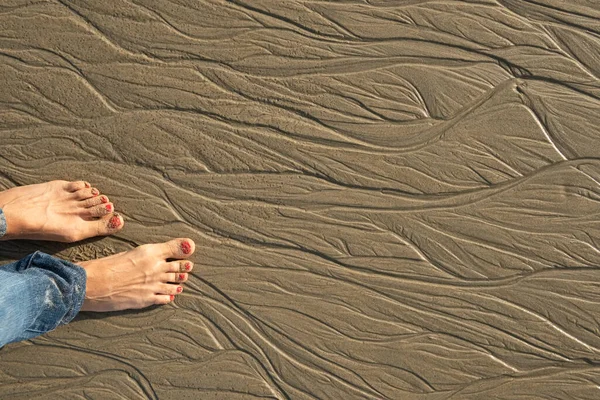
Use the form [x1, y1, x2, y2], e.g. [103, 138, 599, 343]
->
[0, 203, 33, 241]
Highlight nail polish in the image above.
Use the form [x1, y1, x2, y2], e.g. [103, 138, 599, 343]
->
[91, 188, 99, 196]
[176, 286, 183, 293]
[100, 196, 108, 204]
[170, 295, 175, 301]
[178, 273, 185, 281]
[105, 204, 112, 212]
[181, 241, 192, 255]
[185, 262, 192, 271]
[108, 214, 121, 229]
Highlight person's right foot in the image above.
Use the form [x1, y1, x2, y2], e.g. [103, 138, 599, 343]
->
[0, 180, 123, 242]
[79, 238, 195, 311]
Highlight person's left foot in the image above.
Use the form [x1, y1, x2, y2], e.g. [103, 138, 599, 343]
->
[0, 180, 124, 242]
[79, 238, 195, 311]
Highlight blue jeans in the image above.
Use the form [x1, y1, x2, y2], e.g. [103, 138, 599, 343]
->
[0, 209, 86, 347]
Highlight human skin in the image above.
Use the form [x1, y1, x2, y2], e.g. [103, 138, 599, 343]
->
[80, 238, 195, 310]
[0, 180, 194, 308]
[0, 180, 123, 242]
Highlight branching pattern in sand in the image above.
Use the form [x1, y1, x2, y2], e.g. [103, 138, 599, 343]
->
[1, 0, 600, 399]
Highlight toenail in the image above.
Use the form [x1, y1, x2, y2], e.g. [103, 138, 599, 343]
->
[185, 262, 192, 271]
[108, 214, 122, 229]
[84, 181, 91, 188]
[178, 273, 185, 281]
[105, 204, 112, 212]
[177, 286, 183, 293]
[100, 196, 108, 203]
[181, 241, 192, 255]
[170, 294, 175, 301]
[91, 188, 99, 196]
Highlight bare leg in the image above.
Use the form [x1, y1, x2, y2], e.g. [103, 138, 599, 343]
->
[80, 238, 195, 311]
[0, 180, 123, 242]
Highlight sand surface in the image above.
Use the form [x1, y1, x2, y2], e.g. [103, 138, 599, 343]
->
[1, 0, 600, 398]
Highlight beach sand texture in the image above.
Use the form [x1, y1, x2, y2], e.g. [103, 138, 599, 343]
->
[1, 0, 600, 398]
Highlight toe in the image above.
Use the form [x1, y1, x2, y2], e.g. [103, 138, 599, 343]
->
[160, 238, 195, 259]
[80, 195, 109, 208]
[73, 187, 100, 200]
[95, 213, 124, 236]
[164, 272, 188, 283]
[86, 203, 114, 218]
[164, 260, 193, 273]
[154, 294, 176, 305]
[69, 212, 122, 241]
[158, 283, 183, 296]
[65, 180, 91, 192]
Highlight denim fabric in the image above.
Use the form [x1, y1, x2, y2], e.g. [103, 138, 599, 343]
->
[0, 251, 86, 347]
[0, 208, 6, 238]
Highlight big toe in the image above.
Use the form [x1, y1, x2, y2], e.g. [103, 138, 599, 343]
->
[95, 213, 124, 236]
[64, 180, 91, 192]
[161, 238, 195, 259]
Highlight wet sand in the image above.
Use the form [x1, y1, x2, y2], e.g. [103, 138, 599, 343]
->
[1, 0, 600, 398]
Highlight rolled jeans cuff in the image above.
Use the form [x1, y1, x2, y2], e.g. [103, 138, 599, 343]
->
[26, 251, 87, 331]
[0, 251, 87, 345]
[0, 208, 6, 238]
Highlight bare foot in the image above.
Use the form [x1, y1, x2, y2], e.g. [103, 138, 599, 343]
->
[79, 238, 195, 311]
[0, 180, 123, 242]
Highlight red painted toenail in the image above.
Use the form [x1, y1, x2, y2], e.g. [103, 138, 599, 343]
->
[108, 215, 121, 229]
[170, 295, 175, 301]
[185, 262, 192, 271]
[181, 241, 192, 255]
[177, 286, 183, 293]
[91, 188, 99, 196]
[178, 273, 185, 281]
[100, 196, 108, 203]
[105, 204, 112, 212]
